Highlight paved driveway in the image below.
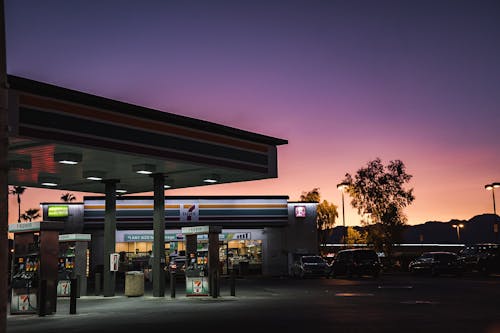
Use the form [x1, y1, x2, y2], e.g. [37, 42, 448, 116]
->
[7, 273, 500, 333]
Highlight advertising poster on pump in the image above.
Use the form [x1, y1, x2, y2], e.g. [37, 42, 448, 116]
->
[185, 277, 209, 296]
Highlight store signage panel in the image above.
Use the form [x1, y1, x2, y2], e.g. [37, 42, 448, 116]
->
[124, 233, 185, 242]
[48, 205, 69, 218]
[234, 232, 251, 240]
[59, 234, 91, 242]
[180, 203, 199, 222]
[122, 231, 255, 242]
[295, 206, 307, 218]
[181, 225, 209, 235]
[125, 234, 154, 242]
[8, 222, 41, 233]
[110, 253, 120, 272]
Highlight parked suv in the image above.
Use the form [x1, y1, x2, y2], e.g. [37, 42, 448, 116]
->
[328, 249, 381, 278]
[408, 251, 463, 276]
[475, 245, 500, 275]
[291, 255, 329, 278]
[458, 243, 499, 272]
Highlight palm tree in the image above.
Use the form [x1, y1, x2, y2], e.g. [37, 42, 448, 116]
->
[9, 186, 26, 223]
[20, 208, 41, 222]
[61, 192, 76, 202]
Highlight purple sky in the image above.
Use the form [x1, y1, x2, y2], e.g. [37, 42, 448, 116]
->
[5, 0, 500, 226]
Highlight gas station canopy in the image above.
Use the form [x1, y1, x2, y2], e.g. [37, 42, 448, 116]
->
[6, 75, 287, 194]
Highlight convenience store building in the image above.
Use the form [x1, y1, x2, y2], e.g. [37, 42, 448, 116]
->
[42, 196, 318, 277]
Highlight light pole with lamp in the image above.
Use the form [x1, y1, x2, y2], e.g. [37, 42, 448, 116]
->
[337, 182, 349, 246]
[485, 182, 500, 243]
[452, 224, 464, 242]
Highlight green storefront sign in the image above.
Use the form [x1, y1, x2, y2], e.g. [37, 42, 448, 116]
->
[123, 232, 251, 242]
[48, 205, 69, 218]
[124, 233, 183, 242]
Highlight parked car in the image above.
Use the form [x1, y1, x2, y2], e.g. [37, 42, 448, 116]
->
[291, 255, 329, 278]
[458, 243, 499, 272]
[476, 245, 500, 275]
[166, 256, 186, 280]
[408, 251, 463, 276]
[328, 249, 381, 278]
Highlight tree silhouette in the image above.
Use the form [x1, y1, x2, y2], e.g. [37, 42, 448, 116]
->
[345, 226, 367, 245]
[61, 192, 76, 202]
[20, 208, 41, 222]
[9, 186, 26, 223]
[300, 188, 338, 254]
[342, 158, 414, 255]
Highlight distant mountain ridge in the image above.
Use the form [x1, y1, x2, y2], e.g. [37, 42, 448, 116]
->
[328, 214, 500, 245]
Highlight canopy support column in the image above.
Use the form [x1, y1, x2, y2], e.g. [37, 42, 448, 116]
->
[152, 173, 166, 297]
[103, 179, 118, 297]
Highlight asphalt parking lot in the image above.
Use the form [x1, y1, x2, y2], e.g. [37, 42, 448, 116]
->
[7, 272, 500, 333]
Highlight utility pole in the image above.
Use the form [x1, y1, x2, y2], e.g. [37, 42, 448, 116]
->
[0, 0, 9, 331]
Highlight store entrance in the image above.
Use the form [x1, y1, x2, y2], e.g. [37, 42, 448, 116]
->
[227, 240, 263, 275]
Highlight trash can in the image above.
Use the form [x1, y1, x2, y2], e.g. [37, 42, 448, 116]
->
[125, 271, 144, 297]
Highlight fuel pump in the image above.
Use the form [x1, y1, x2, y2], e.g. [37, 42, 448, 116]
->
[9, 222, 64, 315]
[57, 244, 75, 297]
[185, 251, 209, 296]
[57, 234, 91, 297]
[10, 238, 40, 313]
[181, 226, 221, 297]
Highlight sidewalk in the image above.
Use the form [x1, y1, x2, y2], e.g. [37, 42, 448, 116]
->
[7, 276, 274, 333]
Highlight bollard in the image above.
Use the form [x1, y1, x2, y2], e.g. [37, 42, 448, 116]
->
[230, 268, 236, 296]
[94, 273, 101, 296]
[170, 271, 176, 298]
[38, 279, 47, 317]
[216, 270, 220, 297]
[70, 278, 77, 314]
[211, 272, 218, 299]
[76, 275, 81, 298]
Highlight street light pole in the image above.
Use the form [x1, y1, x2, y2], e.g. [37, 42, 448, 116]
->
[0, 1, 9, 331]
[452, 224, 464, 242]
[485, 182, 500, 243]
[337, 182, 349, 246]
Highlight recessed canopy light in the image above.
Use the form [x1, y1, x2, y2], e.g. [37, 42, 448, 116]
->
[83, 170, 106, 181]
[54, 152, 82, 165]
[39, 175, 60, 187]
[203, 174, 220, 184]
[132, 163, 156, 175]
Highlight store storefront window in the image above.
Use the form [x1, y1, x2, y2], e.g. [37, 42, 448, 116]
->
[227, 240, 262, 274]
[115, 238, 263, 275]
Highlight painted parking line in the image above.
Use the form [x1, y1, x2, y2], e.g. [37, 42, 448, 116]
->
[335, 293, 375, 297]
[400, 300, 439, 305]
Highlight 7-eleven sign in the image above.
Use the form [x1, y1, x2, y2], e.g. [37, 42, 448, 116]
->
[180, 203, 199, 222]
